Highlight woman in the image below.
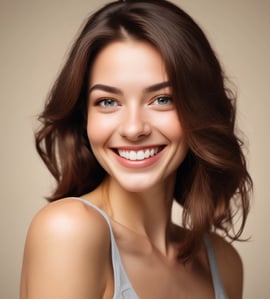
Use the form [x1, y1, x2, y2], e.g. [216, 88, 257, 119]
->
[20, 1, 252, 298]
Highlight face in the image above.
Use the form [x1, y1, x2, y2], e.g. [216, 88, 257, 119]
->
[87, 40, 188, 193]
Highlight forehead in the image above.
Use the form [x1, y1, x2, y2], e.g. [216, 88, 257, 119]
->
[89, 40, 168, 88]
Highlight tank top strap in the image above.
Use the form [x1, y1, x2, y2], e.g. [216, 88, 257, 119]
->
[72, 197, 139, 299]
[204, 234, 228, 299]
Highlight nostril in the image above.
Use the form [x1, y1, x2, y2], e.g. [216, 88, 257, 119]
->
[118, 122, 151, 140]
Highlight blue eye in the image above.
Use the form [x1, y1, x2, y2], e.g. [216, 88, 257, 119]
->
[154, 96, 172, 105]
[98, 98, 118, 107]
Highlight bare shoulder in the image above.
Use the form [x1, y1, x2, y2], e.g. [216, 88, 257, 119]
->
[21, 197, 112, 299]
[25, 197, 111, 255]
[210, 233, 243, 299]
[28, 197, 110, 239]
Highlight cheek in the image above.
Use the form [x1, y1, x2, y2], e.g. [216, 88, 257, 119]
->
[156, 111, 185, 142]
[87, 114, 105, 148]
[86, 112, 116, 149]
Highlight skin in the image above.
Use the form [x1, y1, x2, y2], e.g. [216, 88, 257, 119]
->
[20, 40, 243, 299]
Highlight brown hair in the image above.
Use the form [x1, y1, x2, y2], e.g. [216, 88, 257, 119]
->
[35, 0, 252, 259]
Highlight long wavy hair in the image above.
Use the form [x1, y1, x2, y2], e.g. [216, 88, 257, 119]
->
[35, 0, 252, 260]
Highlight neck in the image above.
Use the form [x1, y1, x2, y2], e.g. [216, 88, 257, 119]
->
[101, 176, 176, 254]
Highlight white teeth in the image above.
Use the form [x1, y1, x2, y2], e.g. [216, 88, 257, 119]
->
[118, 148, 160, 161]
[129, 151, 136, 161]
[136, 150, 144, 160]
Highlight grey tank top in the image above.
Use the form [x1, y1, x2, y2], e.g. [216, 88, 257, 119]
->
[74, 197, 227, 299]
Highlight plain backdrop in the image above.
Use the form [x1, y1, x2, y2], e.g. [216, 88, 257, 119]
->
[1, 0, 269, 298]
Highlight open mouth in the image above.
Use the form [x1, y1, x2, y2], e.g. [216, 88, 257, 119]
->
[115, 146, 164, 161]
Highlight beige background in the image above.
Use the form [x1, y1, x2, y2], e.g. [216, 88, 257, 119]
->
[0, 0, 269, 298]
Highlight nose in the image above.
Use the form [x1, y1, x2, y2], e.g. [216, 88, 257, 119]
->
[119, 106, 151, 141]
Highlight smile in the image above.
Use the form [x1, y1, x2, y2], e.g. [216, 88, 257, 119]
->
[117, 147, 163, 161]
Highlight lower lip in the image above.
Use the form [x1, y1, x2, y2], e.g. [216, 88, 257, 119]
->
[112, 149, 164, 169]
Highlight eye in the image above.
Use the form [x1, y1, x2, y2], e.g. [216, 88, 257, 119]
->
[97, 98, 118, 107]
[152, 96, 173, 105]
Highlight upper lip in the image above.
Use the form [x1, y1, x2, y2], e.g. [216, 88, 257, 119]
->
[111, 145, 165, 151]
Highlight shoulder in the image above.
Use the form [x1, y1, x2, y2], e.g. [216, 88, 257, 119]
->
[26, 197, 111, 251]
[30, 197, 109, 235]
[21, 198, 112, 299]
[209, 233, 243, 299]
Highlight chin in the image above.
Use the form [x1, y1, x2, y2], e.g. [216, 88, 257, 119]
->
[120, 182, 152, 193]
[114, 175, 164, 194]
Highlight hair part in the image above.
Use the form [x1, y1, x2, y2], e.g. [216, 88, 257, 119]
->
[35, 0, 252, 260]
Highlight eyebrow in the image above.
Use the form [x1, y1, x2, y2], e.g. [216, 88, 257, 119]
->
[145, 81, 171, 93]
[89, 84, 123, 95]
[88, 81, 171, 95]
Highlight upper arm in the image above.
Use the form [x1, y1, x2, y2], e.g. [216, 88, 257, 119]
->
[211, 234, 243, 299]
[20, 199, 111, 299]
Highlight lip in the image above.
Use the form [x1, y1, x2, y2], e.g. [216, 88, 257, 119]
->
[111, 145, 165, 168]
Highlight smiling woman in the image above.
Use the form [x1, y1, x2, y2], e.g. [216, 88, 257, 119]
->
[87, 40, 187, 192]
[20, 1, 252, 299]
